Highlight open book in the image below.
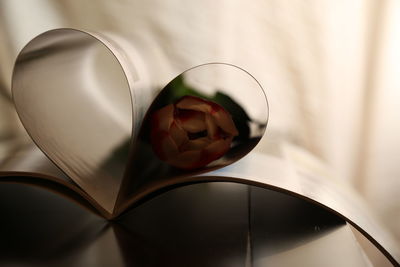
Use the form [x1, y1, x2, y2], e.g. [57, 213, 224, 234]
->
[0, 28, 399, 266]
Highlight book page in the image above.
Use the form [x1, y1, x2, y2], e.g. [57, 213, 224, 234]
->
[119, 144, 400, 266]
[205, 148, 399, 266]
[0, 143, 71, 181]
[11, 29, 151, 214]
[0, 142, 111, 218]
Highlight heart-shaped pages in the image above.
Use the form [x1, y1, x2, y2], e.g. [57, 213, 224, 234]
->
[12, 29, 268, 216]
[117, 63, 269, 209]
[12, 29, 137, 214]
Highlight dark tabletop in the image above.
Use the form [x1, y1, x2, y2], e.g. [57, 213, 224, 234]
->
[0, 182, 371, 267]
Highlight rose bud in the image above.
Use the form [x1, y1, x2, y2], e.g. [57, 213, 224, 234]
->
[150, 95, 239, 169]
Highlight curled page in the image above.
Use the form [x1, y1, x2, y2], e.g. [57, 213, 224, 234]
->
[117, 62, 269, 205]
[10, 29, 153, 214]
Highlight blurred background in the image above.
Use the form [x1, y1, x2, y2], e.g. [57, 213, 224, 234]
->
[0, 0, 399, 245]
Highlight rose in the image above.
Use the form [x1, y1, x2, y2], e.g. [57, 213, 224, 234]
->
[150, 95, 238, 169]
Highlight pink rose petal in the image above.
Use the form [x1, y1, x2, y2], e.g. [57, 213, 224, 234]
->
[204, 138, 232, 159]
[180, 137, 211, 151]
[176, 110, 206, 133]
[169, 122, 188, 147]
[176, 95, 212, 113]
[205, 114, 218, 139]
[153, 133, 179, 160]
[211, 109, 239, 136]
[151, 104, 174, 132]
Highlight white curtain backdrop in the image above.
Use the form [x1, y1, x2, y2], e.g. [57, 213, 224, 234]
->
[0, 0, 399, 242]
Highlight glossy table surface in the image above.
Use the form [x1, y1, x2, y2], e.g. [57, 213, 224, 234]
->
[0, 182, 373, 267]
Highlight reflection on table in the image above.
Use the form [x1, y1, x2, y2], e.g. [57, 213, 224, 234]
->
[0, 182, 375, 266]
